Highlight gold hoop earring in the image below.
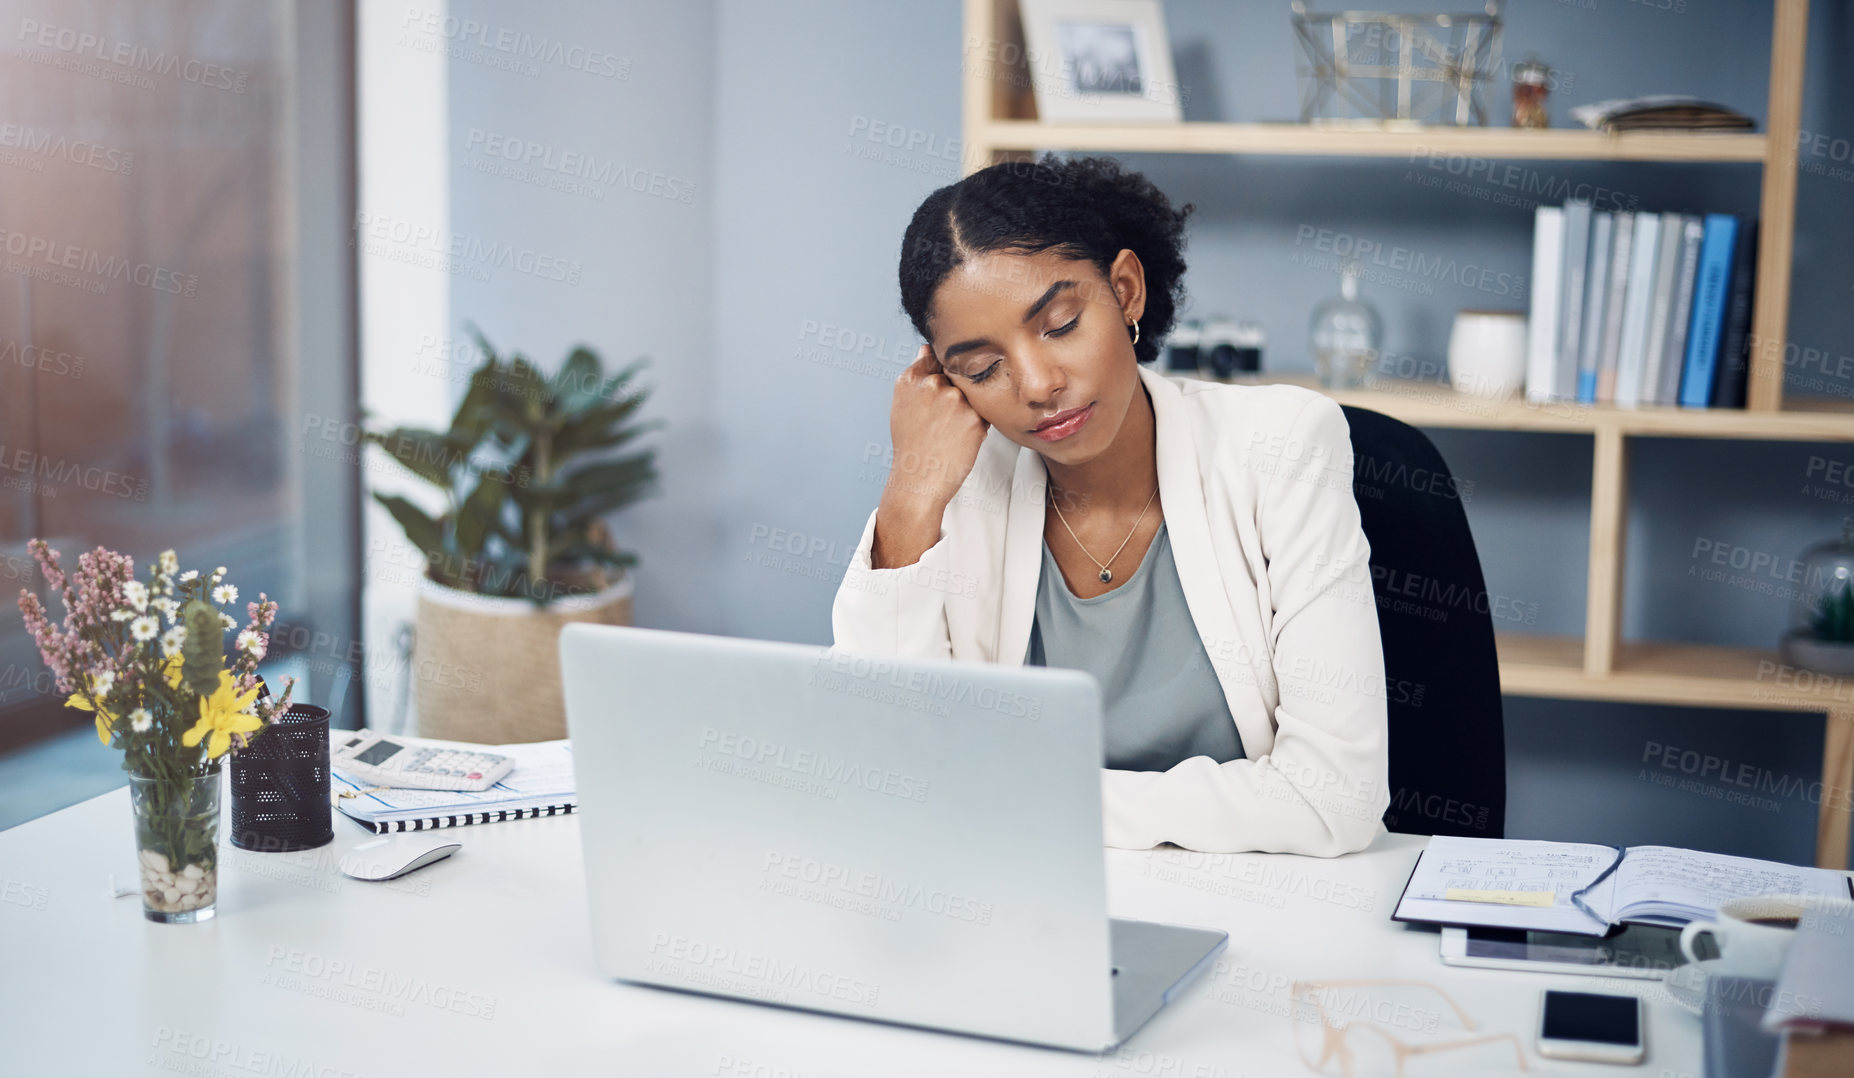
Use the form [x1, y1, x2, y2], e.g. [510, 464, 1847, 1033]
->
[1129, 320, 1141, 345]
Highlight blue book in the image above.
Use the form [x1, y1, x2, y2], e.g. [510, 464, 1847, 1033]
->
[1677, 214, 1738, 409]
[1576, 211, 1615, 404]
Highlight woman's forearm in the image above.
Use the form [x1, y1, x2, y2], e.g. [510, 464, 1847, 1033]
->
[870, 492, 948, 570]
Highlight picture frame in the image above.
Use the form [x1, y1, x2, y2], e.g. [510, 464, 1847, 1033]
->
[1018, 0, 1184, 124]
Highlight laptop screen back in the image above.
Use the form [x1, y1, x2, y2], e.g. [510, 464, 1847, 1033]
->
[561, 624, 1115, 1049]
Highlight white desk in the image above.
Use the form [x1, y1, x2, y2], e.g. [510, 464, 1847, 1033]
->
[0, 790, 1702, 1076]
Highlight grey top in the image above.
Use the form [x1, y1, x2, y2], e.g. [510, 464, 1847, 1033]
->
[1025, 520, 1246, 773]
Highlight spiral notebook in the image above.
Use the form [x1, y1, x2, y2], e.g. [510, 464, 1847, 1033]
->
[330, 736, 578, 833]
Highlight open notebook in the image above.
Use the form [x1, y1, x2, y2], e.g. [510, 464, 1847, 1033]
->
[1394, 836, 1854, 936]
[331, 737, 577, 833]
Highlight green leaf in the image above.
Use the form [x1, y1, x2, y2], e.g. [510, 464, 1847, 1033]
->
[508, 453, 657, 515]
[372, 493, 446, 558]
[500, 357, 551, 425]
[549, 540, 637, 570]
[448, 364, 503, 445]
[559, 453, 658, 494]
[453, 476, 509, 560]
[564, 416, 663, 458]
[553, 394, 662, 455]
[551, 347, 601, 410]
[463, 321, 500, 367]
[180, 600, 223, 698]
[594, 357, 652, 402]
[364, 427, 464, 488]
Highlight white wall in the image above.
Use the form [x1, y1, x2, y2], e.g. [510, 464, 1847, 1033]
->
[446, 0, 720, 635]
[357, 0, 451, 731]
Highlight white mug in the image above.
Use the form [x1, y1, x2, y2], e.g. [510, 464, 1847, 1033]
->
[1678, 894, 1841, 978]
[1447, 310, 1528, 399]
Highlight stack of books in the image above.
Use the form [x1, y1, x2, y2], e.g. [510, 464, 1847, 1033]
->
[1525, 200, 1757, 409]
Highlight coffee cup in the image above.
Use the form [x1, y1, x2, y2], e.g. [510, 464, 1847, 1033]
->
[1678, 894, 1840, 978]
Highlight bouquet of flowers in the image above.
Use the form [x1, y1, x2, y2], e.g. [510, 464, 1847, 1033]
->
[16, 540, 297, 921]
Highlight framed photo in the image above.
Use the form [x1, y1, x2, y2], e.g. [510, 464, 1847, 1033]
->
[1019, 0, 1183, 123]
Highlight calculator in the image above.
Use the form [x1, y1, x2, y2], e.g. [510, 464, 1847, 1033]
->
[330, 731, 515, 792]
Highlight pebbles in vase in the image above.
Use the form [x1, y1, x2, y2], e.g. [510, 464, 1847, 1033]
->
[138, 849, 216, 914]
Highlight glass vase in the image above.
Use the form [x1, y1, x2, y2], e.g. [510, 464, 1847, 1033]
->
[1310, 261, 1382, 390]
[130, 760, 223, 923]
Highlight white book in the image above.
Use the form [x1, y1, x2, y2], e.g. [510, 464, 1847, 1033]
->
[1613, 212, 1663, 408]
[1655, 216, 1706, 405]
[1555, 199, 1593, 401]
[1596, 212, 1635, 402]
[1576, 211, 1616, 403]
[1393, 835, 1852, 937]
[1639, 211, 1686, 407]
[1525, 205, 1564, 404]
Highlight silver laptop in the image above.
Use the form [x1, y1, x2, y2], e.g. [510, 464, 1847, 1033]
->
[560, 623, 1226, 1053]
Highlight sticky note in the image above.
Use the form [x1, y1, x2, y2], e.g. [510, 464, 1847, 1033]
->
[1444, 888, 1554, 907]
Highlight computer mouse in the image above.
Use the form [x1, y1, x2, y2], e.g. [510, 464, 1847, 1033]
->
[338, 835, 462, 881]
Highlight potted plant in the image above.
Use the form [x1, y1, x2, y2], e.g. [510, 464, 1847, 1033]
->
[16, 543, 294, 922]
[1779, 521, 1854, 677]
[366, 326, 661, 742]
[1781, 579, 1854, 676]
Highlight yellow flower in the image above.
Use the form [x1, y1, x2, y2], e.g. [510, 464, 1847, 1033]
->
[66, 688, 117, 745]
[181, 669, 263, 759]
[68, 657, 188, 747]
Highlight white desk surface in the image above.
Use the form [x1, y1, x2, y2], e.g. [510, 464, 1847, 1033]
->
[0, 789, 1702, 1077]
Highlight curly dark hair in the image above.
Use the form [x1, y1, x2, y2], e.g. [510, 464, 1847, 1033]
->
[898, 154, 1193, 366]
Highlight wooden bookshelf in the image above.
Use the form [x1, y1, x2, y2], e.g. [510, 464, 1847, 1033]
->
[1498, 633, 1854, 867]
[977, 120, 1772, 163]
[1210, 374, 1854, 443]
[962, 0, 1850, 866]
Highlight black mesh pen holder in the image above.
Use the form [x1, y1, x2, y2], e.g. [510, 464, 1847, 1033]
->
[230, 703, 334, 851]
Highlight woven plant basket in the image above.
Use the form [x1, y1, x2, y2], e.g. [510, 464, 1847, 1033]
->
[412, 572, 633, 743]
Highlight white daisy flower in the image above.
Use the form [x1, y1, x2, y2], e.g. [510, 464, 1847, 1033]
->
[179, 570, 198, 582]
[91, 669, 116, 697]
[155, 597, 180, 622]
[122, 580, 148, 611]
[161, 626, 187, 657]
[158, 550, 179, 575]
[129, 708, 153, 733]
[110, 609, 134, 621]
[236, 629, 261, 653]
[213, 584, 239, 605]
[220, 613, 237, 631]
[131, 615, 160, 642]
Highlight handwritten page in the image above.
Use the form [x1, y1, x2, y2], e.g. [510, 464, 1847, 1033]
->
[1395, 836, 1615, 935]
[1612, 845, 1851, 925]
[1396, 837, 1854, 934]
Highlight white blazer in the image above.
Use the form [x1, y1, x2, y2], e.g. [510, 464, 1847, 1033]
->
[831, 364, 1391, 856]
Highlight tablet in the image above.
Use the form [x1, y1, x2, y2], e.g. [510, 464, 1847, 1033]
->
[1439, 924, 1688, 980]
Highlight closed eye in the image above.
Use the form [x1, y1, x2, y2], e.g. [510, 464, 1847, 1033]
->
[969, 360, 1002, 383]
[1047, 315, 1080, 338]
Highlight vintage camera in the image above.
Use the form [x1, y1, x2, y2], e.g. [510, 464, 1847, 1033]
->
[1182, 317, 1263, 380]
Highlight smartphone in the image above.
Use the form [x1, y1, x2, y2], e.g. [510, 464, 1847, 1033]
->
[1537, 989, 1645, 1064]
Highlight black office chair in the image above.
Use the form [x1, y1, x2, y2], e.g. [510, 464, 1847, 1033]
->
[1340, 405, 1506, 839]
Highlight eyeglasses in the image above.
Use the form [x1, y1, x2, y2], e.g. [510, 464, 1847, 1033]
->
[1290, 979, 1530, 1078]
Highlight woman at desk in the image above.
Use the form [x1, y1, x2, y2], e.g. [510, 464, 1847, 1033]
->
[831, 154, 1389, 857]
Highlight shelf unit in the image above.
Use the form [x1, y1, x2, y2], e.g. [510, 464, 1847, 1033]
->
[961, 0, 1852, 867]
